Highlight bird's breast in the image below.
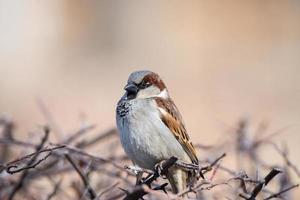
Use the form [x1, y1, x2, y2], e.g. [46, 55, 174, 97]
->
[116, 98, 189, 170]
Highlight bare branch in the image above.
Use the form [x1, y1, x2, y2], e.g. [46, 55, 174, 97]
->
[7, 152, 52, 174]
[46, 180, 62, 200]
[96, 181, 120, 199]
[239, 168, 282, 200]
[264, 184, 299, 200]
[63, 124, 96, 144]
[8, 126, 50, 200]
[76, 128, 117, 148]
[3, 145, 65, 171]
[65, 154, 96, 199]
[270, 142, 300, 177]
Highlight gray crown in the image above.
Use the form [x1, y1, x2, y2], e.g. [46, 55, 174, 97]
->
[128, 70, 153, 84]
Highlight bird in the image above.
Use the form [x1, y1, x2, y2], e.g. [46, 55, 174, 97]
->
[116, 70, 198, 193]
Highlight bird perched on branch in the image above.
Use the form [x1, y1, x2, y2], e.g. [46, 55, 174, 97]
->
[116, 70, 198, 193]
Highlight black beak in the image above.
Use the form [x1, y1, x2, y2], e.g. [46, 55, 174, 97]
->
[124, 83, 139, 99]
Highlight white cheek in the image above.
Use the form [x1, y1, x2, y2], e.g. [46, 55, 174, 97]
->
[136, 86, 160, 99]
[156, 89, 169, 99]
[136, 87, 169, 99]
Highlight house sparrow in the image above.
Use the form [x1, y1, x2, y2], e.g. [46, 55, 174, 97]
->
[116, 70, 198, 193]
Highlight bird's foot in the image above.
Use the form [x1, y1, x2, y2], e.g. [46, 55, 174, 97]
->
[124, 165, 144, 175]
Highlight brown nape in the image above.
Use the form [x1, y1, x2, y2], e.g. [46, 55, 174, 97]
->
[143, 73, 166, 91]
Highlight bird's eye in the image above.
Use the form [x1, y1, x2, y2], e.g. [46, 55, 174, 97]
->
[139, 81, 150, 89]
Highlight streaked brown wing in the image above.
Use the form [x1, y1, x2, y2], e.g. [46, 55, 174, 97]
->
[155, 97, 198, 164]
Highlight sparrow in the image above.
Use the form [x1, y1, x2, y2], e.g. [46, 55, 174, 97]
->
[116, 70, 198, 193]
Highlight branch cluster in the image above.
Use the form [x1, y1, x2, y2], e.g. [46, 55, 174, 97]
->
[0, 116, 299, 200]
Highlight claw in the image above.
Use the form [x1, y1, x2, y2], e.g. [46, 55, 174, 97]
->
[154, 160, 167, 178]
[125, 165, 143, 175]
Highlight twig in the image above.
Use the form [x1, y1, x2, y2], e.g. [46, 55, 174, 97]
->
[200, 153, 226, 177]
[97, 181, 120, 198]
[171, 153, 226, 177]
[63, 124, 96, 144]
[7, 152, 52, 174]
[8, 127, 50, 200]
[123, 156, 178, 200]
[46, 180, 62, 200]
[0, 117, 14, 163]
[76, 128, 117, 148]
[239, 168, 282, 200]
[264, 184, 299, 200]
[65, 154, 96, 199]
[194, 143, 215, 150]
[36, 98, 63, 140]
[3, 145, 66, 170]
[270, 142, 300, 177]
[0, 139, 36, 148]
[176, 180, 210, 197]
[61, 144, 125, 170]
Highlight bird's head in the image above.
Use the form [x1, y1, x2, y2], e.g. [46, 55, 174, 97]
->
[124, 70, 168, 100]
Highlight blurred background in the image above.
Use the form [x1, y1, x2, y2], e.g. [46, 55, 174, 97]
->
[0, 0, 299, 197]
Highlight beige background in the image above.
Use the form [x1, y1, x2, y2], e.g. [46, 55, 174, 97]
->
[0, 0, 299, 196]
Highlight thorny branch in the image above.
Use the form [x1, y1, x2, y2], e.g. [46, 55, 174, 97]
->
[3, 145, 66, 172]
[0, 116, 299, 200]
[264, 184, 299, 200]
[8, 126, 50, 200]
[123, 156, 178, 200]
[46, 180, 62, 200]
[65, 154, 96, 199]
[7, 151, 52, 174]
[123, 153, 227, 199]
[239, 168, 282, 200]
[270, 142, 300, 177]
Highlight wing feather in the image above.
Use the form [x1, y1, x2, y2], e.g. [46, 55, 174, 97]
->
[155, 97, 198, 164]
